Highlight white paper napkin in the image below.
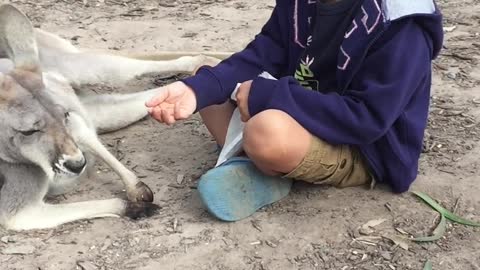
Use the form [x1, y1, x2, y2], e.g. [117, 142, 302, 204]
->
[215, 71, 277, 167]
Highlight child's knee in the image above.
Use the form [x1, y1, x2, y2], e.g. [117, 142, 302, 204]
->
[243, 110, 292, 162]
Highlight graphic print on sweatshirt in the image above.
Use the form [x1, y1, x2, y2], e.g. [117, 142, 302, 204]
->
[294, 55, 318, 90]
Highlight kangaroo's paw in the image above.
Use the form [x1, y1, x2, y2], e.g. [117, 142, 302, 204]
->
[126, 181, 154, 203]
[124, 201, 160, 220]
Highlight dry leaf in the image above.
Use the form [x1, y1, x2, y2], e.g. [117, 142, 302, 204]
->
[359, 218, 387, 235]
[362, 218, 387, 228]
[383, 235, 409, 251]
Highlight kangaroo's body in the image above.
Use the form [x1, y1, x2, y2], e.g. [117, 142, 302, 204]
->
[0, 4, 221, 231]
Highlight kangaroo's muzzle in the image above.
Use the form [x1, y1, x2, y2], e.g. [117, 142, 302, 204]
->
[53, 150, 87, 176]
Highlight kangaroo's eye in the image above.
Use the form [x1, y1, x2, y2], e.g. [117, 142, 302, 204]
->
[19, 129, 40, 136]
[64, 111, 70, 118]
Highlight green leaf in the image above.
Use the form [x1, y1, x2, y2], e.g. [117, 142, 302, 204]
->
[412, 214, 447, 242]
[412, 191, 480, 227]
[423, 260, 433, 270]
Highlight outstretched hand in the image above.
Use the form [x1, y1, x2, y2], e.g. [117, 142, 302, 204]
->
[145, 81, 197, 125]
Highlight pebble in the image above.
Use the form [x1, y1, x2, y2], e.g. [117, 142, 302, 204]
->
[348, 255, 359, 261]
[176, 174, 185, 185]
[100, 239, 112, 252]
[447, 72, 457, 79]
[381, 251, 392, 261]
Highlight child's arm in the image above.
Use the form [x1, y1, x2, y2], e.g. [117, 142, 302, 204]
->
[182, 0, 289, 111]
[247, 19, 438, 145]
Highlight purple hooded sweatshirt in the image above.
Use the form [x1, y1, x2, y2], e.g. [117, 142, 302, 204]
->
[182, 0, 444, 193]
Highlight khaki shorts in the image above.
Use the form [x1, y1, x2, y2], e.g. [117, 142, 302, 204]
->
[284, 137, 375, 188]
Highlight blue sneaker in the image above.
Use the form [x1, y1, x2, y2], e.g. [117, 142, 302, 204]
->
[197, 157, 293, 221]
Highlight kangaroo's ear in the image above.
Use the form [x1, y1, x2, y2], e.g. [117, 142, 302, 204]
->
[0, 4, 40, 73]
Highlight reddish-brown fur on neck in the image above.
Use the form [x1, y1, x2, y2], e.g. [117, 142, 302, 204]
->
[0, 74, 16, 103]
[9, 68, 44, 93]
[0, 68, 43, 106]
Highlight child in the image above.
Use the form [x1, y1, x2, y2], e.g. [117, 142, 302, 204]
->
[146, 0, 443, 221]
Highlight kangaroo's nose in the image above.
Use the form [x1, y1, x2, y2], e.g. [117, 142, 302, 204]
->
[63, 156, 87, 174]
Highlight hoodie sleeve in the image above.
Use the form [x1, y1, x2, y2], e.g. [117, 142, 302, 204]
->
[181, 1, 289, 112]
[247, 18, 434, 145]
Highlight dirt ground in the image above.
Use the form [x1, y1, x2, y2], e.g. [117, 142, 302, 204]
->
[1, 0, 479, 269]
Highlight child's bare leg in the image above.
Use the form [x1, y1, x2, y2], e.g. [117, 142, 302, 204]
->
[243, 109, 373, 188]
[200, 105, 311, 169]
[199, 101, 235, 146]
[243, 109, 311, 176]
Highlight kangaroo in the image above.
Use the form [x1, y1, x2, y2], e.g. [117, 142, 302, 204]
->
[0, 4, 222, 231]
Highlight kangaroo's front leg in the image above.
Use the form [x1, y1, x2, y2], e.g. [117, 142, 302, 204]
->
[67, 112, 153, 202]
[80, 88, 164, 134]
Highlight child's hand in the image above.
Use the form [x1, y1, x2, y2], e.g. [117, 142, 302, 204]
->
[236, 80, 252, 122]
[145, 81, 197, 125]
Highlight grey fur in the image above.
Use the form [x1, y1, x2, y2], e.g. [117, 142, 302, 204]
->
[0, 4, 40, 70]
[0, 4, 218, 230]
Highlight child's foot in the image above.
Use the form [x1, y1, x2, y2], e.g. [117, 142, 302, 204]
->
[197, 157, 293, 221]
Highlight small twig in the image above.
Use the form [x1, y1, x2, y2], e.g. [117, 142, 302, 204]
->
[120, 8, 145, 17]
[251, 220, 263, 232]
[107, 0, 127, 6]
[435, 104, 457, 110]
[440, 52, 475, 61]
[433, 62, 448, 71]
[384, 202, 393, 212]
[437, 168, 455, 175]
[120, 13, 144, 17]
[167, 184, 185, 189]
[452, 197, 461, 215]
[442, 111, 464, 117]
[113, 138, 126, 161]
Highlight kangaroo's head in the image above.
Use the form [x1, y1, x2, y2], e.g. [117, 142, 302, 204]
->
[0, 4, 86, 180]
